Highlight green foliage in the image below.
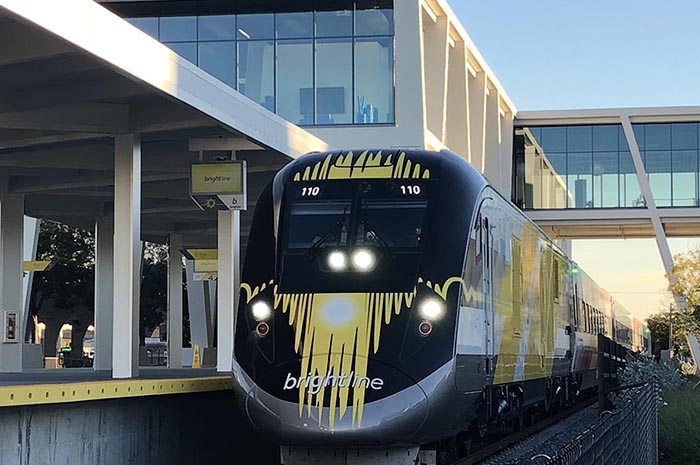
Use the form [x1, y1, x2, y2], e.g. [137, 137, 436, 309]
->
[31, 222, 189, 347]
[647, 248, 700, 356]
[611, 352, 687, 409]
[659, 388, 700, 465]
[31, 221, 95, 314]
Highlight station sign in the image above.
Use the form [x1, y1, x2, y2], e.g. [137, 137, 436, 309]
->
[190, 161, 247, 211]
[181, 249, 218, 281]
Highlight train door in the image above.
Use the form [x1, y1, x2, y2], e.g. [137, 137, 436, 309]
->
[481, 214, 495, 379]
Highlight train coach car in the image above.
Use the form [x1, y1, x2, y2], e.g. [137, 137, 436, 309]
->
[231, 149, 649, 465]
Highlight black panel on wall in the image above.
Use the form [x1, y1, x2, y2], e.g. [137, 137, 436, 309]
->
[98, 0, 393, 17]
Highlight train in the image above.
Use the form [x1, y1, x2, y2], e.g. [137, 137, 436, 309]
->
[231, 149, 650, 465]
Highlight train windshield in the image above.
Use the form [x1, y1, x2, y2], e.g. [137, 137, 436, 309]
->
[356, 200, 427, 249]
[286, 201, 351, 250]
[278, 179, 431, 293]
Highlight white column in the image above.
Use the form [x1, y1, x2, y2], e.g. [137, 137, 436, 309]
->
[94, 213, 114, 371]
[167, 234, 183, 368]
[112, 135, 141, 378]
[217, 210, 239, 372]
[0, 194, 24, 373]
[468, 71, 487, 170]
[484, 87, 501, 185]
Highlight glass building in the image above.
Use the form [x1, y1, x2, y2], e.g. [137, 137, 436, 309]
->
[127, 4, 395, 127]
[513, 123, 700, 209]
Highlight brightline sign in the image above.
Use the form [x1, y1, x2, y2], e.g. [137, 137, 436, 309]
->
[190, 161, 247, 211]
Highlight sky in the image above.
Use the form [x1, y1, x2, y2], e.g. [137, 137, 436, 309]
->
[452, 1, 700, 320]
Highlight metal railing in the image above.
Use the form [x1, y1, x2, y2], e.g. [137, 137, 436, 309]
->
[538, 383, 658, 465]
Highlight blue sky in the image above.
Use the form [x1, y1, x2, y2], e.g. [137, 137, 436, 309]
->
[452, 0, 700, 110]
[451, 1, 700, 319]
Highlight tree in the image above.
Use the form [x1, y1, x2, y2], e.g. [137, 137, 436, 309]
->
[30, 221, 95, 356]
[647, 248, 700, 356]
[140, 242, 168, 344]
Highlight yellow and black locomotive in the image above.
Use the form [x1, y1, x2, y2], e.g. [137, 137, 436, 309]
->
[232, 149, 649, 465]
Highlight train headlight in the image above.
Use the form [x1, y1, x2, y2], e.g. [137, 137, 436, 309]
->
[251, 301, 272, 321]
[327, 251, 347, 271]
[419, 299, 443, 320]
[352, 249, 375, 271]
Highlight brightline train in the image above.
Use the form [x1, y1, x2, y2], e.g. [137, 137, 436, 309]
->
[232, 149, 649, 465]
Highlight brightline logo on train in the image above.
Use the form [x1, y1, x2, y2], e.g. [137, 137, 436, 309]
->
[283, 372, 385, 395]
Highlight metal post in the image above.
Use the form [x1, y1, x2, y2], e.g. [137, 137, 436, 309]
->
[112, 134, 141, 378]
[94, 213, 114, 371]
[217, 210, 239, 372]
[167, 234, 183, 368]
[669, 302, 673, 353]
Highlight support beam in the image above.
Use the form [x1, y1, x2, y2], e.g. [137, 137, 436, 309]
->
[0, 194, 24, 372]
[445, 39, 470, 158]
[620, 115, 678, 299]
[22, 216, 40, 340]
[217, 210, 239, 373]
[422, 13, 450, 138]
[94, 213, 114, 371]
[167, 234, 183, 368]
[483, 87, 501, 186]
[499, 111, 514, 195]
[112, 135, 141, 378]
[468, 71, 487, 171]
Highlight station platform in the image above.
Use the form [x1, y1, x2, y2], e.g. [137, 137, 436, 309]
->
[0, 368, 231, 408]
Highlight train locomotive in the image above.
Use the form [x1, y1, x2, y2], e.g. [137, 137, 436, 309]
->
[232, 149, 650, 465]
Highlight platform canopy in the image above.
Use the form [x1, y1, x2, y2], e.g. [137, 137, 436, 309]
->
[0, 0, 328, 248]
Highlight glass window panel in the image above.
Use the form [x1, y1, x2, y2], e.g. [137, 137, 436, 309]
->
[592, 125, 619, 152]
[276, 12, 313, 39]
[644, 124, 671, 150]
[672, 150, 698, 207]
[164, 42, 197, 64]
[672, 123, 698, 150]
[127, 18, 159, 39]
[355, 37, 394, 124]
[649, 173, 671, 206]
[199, 42, 236, 88]
[567, 174, 593, 208]
[545, 152, 567, 176]
[620, 151, 644, 207]
[277, 39, 313, 124]
[316, 39, 353, 125]
[644, 150, 671, 174]
[540, 127, 566, 152]
[160, 16, 196, 42]
[593, 152, 619, 207]
[238, 40, 275, 111]
[237, 14, 274, 40]
[567, 152, 593, 208]
[198, 15, 236, 40]
[316, 10, 353, 37]
[567, 126, 592, 152]
[526, 127, 542, 147]
[355, 8, 394, 36]
[567, 152, 592, 175]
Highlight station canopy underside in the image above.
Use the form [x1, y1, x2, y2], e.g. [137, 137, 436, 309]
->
[0, 1, 327, 248]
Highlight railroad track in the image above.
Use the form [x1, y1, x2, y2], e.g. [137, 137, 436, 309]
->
[451, 398, 598, 465]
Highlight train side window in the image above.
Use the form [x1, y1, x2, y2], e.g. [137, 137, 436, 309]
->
[511, 237, 522, 335]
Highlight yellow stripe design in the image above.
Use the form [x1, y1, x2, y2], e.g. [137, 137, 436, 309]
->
[292, 151, 431, 181]
[241, 277, 463, 430]
[0, 377, 231, 408]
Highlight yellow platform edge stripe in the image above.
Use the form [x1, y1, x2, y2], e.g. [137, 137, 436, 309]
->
[0, 376, 233, 408]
